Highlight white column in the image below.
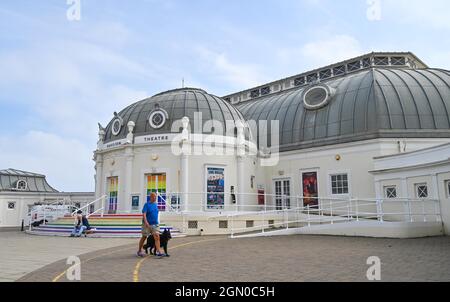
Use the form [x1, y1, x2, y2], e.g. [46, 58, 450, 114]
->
[374, 180, 383, 221]
[94, 153, 104, 200]
[181, 154, 189, 211]
[400, 177, 410, 221]
[236, 121, 246, 209]
[123, 147, 134, 213]
[180, 117, 190, 212]
[237, 156, 245, 209]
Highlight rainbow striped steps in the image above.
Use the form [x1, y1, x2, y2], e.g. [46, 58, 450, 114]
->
[26, 214, 185, 238]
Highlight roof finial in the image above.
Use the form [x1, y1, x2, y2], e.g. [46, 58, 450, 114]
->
[182, 78, 185, 88]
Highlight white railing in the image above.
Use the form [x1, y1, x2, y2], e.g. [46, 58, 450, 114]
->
[160, 192, 300, 213]
[71, 195, 107, 217]
[29, 198, 71, 230]
[199, 196, 442, 238]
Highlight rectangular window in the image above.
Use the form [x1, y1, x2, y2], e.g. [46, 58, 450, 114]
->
[446, 180, 450, 198]
[319, 69, 332, 80]
[384, 186, 397, 199]
[206, 167, 225, 210]
[333, 65, 346, 76]
[107, 177, 118, 214]
[415, 183, 428, 199]
[188, 221, 198, 229]
[374, 57, 389, 66]
[89, 204, 95, 214]
[146, 174, 167, 211]
[294, 77, 306, 86]
[219, 220, 228, 229]
[261, 86, 271, 95]
[307, 73, 318, 83]
[347, 61, 361, 72]
[362, 58, 371, 68]
[330, 174, 349, 195]
[391, 57, 406, 66]
[250, 89, 260, 98]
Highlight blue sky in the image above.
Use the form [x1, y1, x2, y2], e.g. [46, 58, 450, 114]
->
[0, 0, 449, 192]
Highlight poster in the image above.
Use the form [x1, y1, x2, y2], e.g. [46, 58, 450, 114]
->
[206, 167, 225, 209]
[131, 196, 140, 210]
[302, 172, 318, 208]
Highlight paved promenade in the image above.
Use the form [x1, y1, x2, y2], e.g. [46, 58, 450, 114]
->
[8, 234, 450, 282]
[0, 231, 135, 282]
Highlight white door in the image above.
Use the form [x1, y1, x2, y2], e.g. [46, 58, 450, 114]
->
[274, 179, 291, 210]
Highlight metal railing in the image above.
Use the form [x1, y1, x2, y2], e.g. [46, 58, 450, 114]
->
[71, 195, 107, 217]
[198, 196, 442, 238]
[29, 198, 71, 230]
[160, 192, 300, 213]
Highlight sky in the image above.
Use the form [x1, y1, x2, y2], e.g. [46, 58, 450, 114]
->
[0, 0, 449, 192]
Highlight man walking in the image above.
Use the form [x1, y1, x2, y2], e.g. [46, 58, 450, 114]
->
[137, 192, 166, 258]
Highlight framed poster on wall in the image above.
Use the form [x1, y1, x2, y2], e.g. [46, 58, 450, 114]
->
[206, 167, 225, 210]
[302, 172, 318, 208]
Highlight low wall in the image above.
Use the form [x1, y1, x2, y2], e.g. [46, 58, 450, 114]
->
[234, 221, 444, 239]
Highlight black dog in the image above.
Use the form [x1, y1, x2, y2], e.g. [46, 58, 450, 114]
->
[31, 219, 48, 227]
[143, 229, 172, 256]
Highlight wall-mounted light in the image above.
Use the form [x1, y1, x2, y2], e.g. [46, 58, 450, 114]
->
[335, 155, 341, 161]
[151, 154, 159, 161]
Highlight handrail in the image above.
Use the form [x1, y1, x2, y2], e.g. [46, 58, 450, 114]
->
[223, 197, 442, 238]
[71, 195, 107, 217]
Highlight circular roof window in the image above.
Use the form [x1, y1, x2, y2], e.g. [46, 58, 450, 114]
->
[111, 118, 123, 136]
[148, 109, 168, 129]
[303, 84, 335, 110]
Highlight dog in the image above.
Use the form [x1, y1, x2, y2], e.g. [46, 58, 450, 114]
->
[143, 228, 172, 256]
[31, 219, 48, 227]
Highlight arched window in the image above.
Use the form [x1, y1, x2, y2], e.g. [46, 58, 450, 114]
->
[16, 180, 27, 191]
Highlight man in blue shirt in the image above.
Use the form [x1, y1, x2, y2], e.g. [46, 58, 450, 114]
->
[137, 192, 165, 257]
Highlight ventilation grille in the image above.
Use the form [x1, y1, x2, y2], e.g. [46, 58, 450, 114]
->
[219, 220, 228, 229]
[188, 221, 198, 229]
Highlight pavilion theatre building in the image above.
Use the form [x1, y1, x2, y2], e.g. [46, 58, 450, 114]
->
[94, 52, 450, 236]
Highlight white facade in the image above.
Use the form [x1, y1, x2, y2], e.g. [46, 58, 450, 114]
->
[0, 191, 94, 228]
[371, 143, 450, 234]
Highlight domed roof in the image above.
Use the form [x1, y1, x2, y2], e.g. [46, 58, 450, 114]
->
[104, 88, 245, 143]
[236, 68, 450, 151]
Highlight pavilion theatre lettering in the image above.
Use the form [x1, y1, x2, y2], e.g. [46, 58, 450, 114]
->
[144, 135, 169, 143]
[105, 141, 123, 149]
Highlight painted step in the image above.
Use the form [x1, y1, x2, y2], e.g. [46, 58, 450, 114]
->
[28, 225, 186, 238]
[27, 214, 187, 238]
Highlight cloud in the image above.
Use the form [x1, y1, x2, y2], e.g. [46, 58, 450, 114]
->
[276, 34, 364, 71]
[0, 38, 151, 140]
[194, 46, 265, 89]
[0, 131, 94, 192]
[300, 34, 364, 67]
[383, 0, 450, 31]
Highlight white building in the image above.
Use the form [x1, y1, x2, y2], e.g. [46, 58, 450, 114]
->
[0, 169, 94, 228]
[92, 52, 450, 236]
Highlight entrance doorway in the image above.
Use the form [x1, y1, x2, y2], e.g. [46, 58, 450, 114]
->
[301, 171, 319, 208]
[274, 179, 291, 210]
[146, 174, 167, 211]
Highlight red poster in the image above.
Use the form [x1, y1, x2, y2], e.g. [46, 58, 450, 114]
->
[302, 172, 318, 208]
